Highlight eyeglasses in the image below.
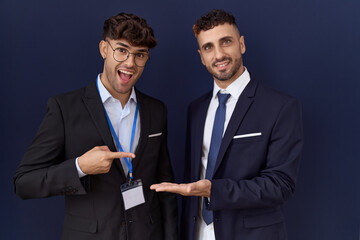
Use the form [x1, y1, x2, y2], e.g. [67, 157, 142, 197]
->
[105, 40, 149, 67]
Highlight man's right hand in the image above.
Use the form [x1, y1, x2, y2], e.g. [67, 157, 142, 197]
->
[78, 146, 135, 175]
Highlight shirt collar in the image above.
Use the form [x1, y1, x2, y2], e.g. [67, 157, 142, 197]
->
[97, 74, 137, 104]
[212, 67, 251, 100]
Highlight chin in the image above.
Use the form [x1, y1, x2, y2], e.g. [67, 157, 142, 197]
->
[117, 87, 132, 94]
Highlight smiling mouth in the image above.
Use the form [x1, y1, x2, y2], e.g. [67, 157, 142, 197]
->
[215, 62, 229, 68]
[213, 57, 232, 70]
[214, 61, 230, 72]
[118, 69, 133, 83]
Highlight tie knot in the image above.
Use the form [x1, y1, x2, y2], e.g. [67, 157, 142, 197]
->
[217, 92, 230, 105]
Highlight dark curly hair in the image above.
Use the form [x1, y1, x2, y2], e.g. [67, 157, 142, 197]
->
[103, 13, 157, 49]
[193, 9, 237, 37]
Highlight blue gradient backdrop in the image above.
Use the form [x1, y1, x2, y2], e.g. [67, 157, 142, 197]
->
[1, 0, 359, 239]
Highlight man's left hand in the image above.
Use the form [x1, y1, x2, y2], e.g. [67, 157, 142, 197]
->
[150, 180, 211, 198]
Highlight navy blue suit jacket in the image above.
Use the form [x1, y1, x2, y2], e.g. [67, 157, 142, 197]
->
[181, 79, 303, 240]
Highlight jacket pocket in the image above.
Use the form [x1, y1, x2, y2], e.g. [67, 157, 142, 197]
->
[63, 214, 97, 233]
[232, 133, 263, 144]
[244, 210, 284, 228]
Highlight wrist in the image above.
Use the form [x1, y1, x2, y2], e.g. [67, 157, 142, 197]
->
[75, 157, 87, 177]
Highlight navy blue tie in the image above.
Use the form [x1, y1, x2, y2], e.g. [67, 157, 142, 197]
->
[202, 92, 230, 225]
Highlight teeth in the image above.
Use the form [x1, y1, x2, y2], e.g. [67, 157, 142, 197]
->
[119, 70, 133, 75]
[216, 62, 228, 67]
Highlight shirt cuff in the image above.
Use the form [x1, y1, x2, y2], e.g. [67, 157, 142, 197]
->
[75, 157, 87, 178]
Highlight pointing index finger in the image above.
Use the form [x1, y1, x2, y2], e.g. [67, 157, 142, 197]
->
[107, 151, 135, 160]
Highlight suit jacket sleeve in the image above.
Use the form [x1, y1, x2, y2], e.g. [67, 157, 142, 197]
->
[208, 97, 303, 210]
[14, 96, 86, 199]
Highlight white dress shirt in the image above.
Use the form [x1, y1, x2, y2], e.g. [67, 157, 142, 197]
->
[197, 68, 250, 240]
[75, 74, 140, 177]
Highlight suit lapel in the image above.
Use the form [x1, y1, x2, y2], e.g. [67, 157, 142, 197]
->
[213, 80, 258, 175]
[131, 89, 150, 172]
[82, 81, 127, 177]
[192, 92, 212, 180]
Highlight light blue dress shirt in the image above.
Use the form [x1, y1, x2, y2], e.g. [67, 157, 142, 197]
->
[75, 74, 140, 177]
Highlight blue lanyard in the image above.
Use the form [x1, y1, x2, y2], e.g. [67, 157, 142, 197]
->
[96, 80, 138, 180]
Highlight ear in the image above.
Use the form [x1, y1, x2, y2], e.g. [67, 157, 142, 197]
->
[198, 49, 205, 66]
[99, 40, 107, 60]
[239, 36, 246, 55]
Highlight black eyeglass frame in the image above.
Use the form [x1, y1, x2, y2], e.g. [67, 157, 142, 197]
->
[105, 40, 150, 67]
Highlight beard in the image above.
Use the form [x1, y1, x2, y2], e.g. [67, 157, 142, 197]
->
[206, 56, 243, 81]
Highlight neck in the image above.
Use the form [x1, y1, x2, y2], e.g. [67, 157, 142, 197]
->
[116, 91, 132, 108]
[214, 65, 245, 89]
[100, 74, 132, 108]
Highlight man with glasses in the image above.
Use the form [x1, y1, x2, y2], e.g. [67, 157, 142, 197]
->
[14, 13, 178, 240]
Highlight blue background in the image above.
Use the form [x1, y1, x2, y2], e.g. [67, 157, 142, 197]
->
[1, 0, 359, 239]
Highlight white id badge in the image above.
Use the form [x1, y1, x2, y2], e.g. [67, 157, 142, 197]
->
[120, 179, 145, 210]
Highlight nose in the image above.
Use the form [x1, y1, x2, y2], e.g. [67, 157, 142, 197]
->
[123, 53, 136, 68]
[213, 46, 225, 61]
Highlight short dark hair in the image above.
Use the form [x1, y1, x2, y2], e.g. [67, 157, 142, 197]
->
[193, 9, 237, 37]
[102, 13, 157, 49]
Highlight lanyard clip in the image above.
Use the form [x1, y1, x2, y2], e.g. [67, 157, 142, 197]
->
[128, 172, 133, 184]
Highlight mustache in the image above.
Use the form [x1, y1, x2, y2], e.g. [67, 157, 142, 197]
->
[212, 57, 232, 67]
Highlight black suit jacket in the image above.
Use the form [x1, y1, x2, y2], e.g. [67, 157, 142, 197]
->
[14, 81, 178, 240]
[181, 79, 303, 240]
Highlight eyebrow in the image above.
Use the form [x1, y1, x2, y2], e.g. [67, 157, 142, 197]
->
[115, 41, 149, 53]
[200, 35, 234, 50]
[219, 36, 234, 42]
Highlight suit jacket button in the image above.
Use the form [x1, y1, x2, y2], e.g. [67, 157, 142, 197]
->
[193, 216, 197, 222]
